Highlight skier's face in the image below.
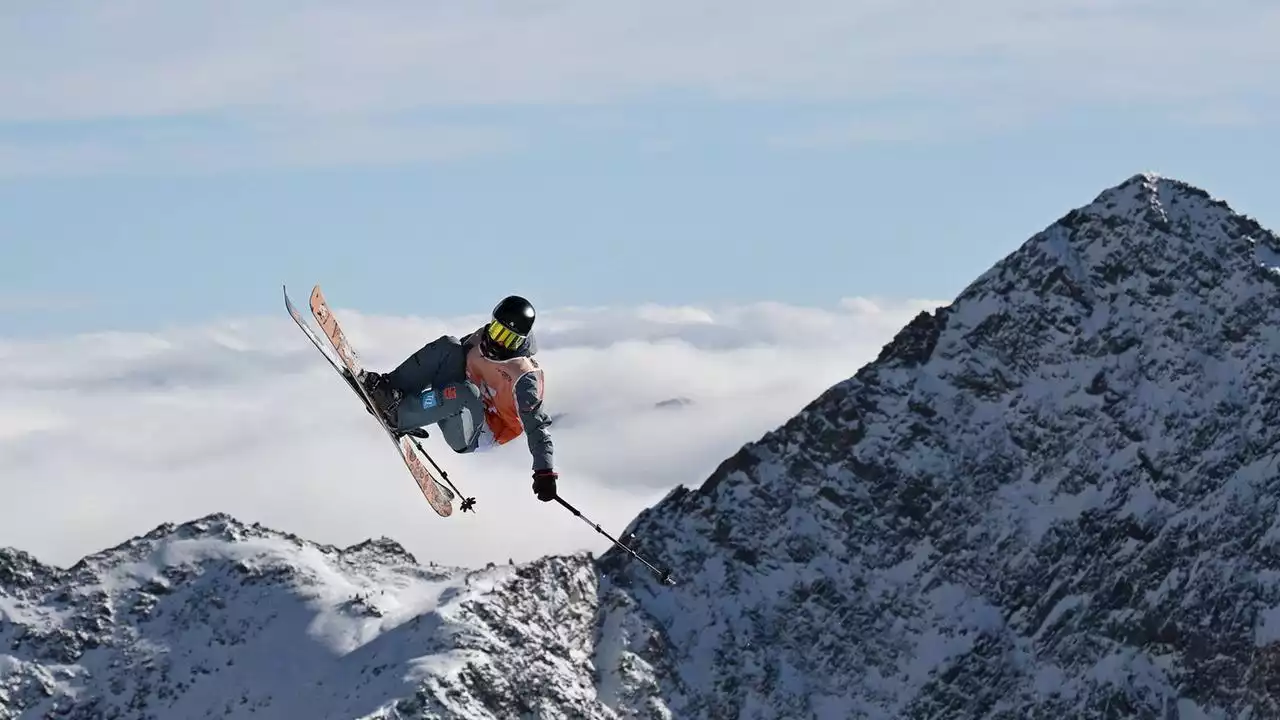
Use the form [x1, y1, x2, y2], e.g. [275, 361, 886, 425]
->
[479, 333, 515, 360]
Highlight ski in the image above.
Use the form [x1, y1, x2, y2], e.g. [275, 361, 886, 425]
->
[283, 284, 456, 518]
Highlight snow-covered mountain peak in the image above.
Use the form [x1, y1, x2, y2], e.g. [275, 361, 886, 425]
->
[1, 514, 613, 718]
[1078, 170, 1235, 230]
[954, 171, 1279, 313]
[598, 173, 1280, 718]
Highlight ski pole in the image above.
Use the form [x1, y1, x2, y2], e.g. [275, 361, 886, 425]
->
[554, 495, 675, 586]
[407, 436, 477, 512]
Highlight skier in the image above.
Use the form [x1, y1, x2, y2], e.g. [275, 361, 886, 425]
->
[357, 295, 558, 503]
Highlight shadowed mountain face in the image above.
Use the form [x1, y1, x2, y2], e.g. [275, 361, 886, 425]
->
[5, 173, 1280, 719]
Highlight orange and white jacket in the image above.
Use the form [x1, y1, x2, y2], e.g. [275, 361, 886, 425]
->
[461, 327, 554, 472]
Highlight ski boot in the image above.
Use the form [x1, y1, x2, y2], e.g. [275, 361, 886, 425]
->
[357, 370, 402, 426]
[358, 370, 430, 439]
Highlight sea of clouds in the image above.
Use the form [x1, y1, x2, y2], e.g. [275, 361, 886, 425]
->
[0, 296, 941, 569]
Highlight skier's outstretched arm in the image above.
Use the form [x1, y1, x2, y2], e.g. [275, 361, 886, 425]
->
[515, 372, 555, 473]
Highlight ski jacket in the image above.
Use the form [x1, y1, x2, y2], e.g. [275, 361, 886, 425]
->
[461, 327, 555, 472]
[383, 328, 555, 472]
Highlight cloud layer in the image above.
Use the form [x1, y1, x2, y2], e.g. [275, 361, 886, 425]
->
[2, 0, 1277, 173]
[0, 296, 939, 570]
[5, 0, 1278, 121]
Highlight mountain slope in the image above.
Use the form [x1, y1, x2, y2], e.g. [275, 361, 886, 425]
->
[0, 514, 611, 720]
[598, 172, 1280, 719]
[5, 172, 1280, 719]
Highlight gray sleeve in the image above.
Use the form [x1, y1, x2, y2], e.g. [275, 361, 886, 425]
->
[514, 372, 555, 472]
[386, 335, 468, 394]
[459, 325, 486, 349]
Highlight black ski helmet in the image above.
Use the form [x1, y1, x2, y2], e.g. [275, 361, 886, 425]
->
[492, 295, 536, 335]
[481, 295, 536, 357]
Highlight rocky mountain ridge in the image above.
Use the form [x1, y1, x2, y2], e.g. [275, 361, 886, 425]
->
[5, 172, 1280, 719]
[2, 513, 613, 719]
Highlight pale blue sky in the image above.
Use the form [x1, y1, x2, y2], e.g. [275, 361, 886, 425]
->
[3, 1, 1278, 338]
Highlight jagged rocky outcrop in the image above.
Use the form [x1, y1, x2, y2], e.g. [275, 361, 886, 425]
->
[5, 173, 1280, 719]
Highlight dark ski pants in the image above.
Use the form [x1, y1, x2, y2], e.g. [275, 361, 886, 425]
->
[394, 381, 486, 453]
[384, 334, 485, 453]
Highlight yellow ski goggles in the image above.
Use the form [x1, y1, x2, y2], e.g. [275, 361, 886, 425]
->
[486, 320, 526, 350]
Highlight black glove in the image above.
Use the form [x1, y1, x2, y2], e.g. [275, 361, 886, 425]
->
[532, 469, 558, 502]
